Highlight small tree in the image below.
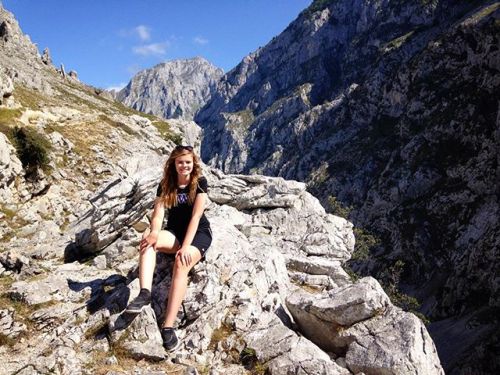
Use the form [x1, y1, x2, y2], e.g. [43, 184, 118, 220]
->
[11, 126, 52, 175]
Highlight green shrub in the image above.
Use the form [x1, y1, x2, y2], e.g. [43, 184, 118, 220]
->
[327, 196, 352, 219]
[344, 266, 361, 282]
[10, 126, 52, 174]
[378, 260, 430, 324]
[352, 227, 380, 260]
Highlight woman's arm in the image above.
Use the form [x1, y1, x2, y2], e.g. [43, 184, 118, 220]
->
[177, 193, 207, 265]
[140, 197, 165, 252]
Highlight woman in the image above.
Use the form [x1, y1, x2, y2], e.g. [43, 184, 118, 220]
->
[125, 145, 212, 352]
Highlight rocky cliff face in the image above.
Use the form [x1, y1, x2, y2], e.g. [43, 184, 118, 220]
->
[116, 57, 223, 121]
[0, 4, 446, 375]
[195, 0, 500, 373]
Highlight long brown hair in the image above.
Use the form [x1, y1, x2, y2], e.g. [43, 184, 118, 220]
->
[159, 146, 202, 208]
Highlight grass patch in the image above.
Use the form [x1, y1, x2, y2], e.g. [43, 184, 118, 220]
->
[0, 203, 29, 244]
[0, 204, 16, 220]
[0, 275, 14, 289]
[240, 347, 268, 374]
[14, 86, 53, 108]
[383, 30, 416, 52]
[0, 107, 22, 131]
[110, 98, 182, 143]
[151, 119, 182, 144]
[469, 2, 500, 23]
[60, 214, 71, 232]
[208, 322, 234, 351]
[84, 321, 108, 340]
[111, 100, 138, 117]
[0, 230, 17, 244]
[98, 114, 136, 136]
[55, 84, 103, 112]
[55, 152, 69, 169]
[0, 293, 59, 336]
[0, 332, 16, 347]
[84, 348, 183, 375]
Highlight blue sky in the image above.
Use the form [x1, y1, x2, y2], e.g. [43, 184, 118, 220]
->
[2, 0, 312, 90]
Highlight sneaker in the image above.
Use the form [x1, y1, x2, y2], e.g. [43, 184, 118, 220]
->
[161, 327, 181, 352]
[125, 288, 151, 313]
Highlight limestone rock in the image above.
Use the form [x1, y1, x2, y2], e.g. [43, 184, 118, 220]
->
[0, 6, 51, 93]
[0, 68, 14, 105]
[0, 250, 30, 273]
[244, 314, 349, 375]
[286, 277, 391, 351]
[93, 255, 107, 270]
[0, 132, 22, 203]
[109, 305, 165, 361]
[41, 47, 51, 65]
[0, 308, 27, 338]
[342, 307, 444, 375]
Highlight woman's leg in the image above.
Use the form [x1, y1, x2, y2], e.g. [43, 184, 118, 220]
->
[139, 228, 179, 291]
[162, 246, 202, 328]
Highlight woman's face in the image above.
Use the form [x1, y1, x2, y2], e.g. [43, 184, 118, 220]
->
[175, 153, 194, 177]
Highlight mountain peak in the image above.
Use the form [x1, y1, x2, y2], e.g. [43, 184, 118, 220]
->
[116, 57, 224, 121]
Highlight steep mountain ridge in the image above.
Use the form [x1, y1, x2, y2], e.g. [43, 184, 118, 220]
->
[116, 57, 223, 121]
[195, 0, 500, 373]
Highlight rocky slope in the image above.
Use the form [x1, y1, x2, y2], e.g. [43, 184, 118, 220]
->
[0, 4, 445, 375]
[195, 1, 500, 373]
[116, 57, 223, 121]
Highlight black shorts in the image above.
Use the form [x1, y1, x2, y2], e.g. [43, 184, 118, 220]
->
[167, 227, 212, 258]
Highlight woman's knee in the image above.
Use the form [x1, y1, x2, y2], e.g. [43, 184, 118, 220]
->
[173, 249, 201, 272]
[174, 256, 189, 273]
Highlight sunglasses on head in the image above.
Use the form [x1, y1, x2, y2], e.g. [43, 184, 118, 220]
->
[175, 145, 193, 151]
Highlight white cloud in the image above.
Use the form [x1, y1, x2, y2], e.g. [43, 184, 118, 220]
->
[132, 42, 169, 56]
[118, 25, 152, 41]
[135, 25, 151, 41]
[193, 36, 209, 45]
[106, 82, 127, 92]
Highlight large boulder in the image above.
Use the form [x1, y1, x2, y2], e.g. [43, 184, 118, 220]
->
[287, 277, 443, 375]
[342, 307, 444, 375]
[287, 277, 391, 351]
[0, 132, 23, 204]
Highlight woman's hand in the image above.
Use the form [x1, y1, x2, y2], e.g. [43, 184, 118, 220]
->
[139, 231, 159, 253]
[176, 246, 192, 266]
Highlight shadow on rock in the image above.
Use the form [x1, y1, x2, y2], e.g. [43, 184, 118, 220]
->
[68, 274, 128, 314]
[63, 239, 96, 264]
[111, 311, 141, 332]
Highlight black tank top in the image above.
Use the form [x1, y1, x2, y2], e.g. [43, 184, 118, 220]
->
[156, 176, 210, 236]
